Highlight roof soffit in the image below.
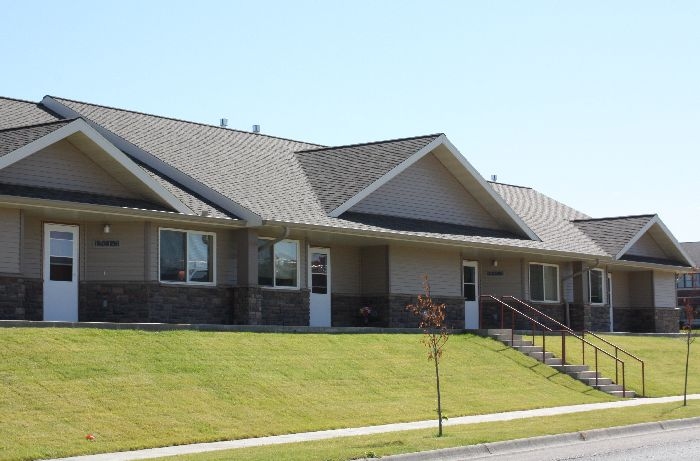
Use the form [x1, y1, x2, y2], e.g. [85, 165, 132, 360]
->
[41, 96, 262, 226]
[617, 215, 694, 266]
[330, 135, 539, 240]
[0, 118, 193, 215]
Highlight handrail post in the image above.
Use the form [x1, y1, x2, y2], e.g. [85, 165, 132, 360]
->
[561, 331, 566, 364]
[615, 347, 619, 384]
[622, 362, 626, 398]
[641, 362, 645, 397]
[595, 349, 599, 388]
[500, 303, 504, 329]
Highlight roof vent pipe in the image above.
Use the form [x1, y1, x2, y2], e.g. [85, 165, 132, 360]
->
[491, 174, 497, 182]
[252, 124, 260, 133]
[220, 118, 228, 128]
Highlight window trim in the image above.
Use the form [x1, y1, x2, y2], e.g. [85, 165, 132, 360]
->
[528, 262, 560, 303]
[158, 227, 216, 286]
[258, 238, 300, 289]
[588, 268, 605, 305]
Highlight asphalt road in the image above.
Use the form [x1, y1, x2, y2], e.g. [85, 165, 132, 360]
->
[382, 419, 700, 461]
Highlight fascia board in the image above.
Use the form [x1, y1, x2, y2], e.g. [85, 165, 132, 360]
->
[614, 216, 657, 260]
[439, 137, 540, 241]
[41, 96, 263, 226]
[0, 118, 194, 215]
[650, 217, 695, 266]
[0, 195, 246, 228]
[328, 134, 447, 217]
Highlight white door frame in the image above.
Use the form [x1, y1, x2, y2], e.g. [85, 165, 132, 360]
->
[463, 260, 479, 329]
[43, 223, 79, 322]
[309, 247, 331, 327]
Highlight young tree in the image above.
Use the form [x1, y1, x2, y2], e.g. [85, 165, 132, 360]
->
[682, 298, 695, 406]
[406, 275, 449, 436]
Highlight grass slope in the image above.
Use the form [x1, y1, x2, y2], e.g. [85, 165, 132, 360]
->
[1, 328, 611, 460]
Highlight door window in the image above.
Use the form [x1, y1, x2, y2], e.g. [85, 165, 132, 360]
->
[463, 265, 476, 301]
[311, 252, 328, 294]
[49, 230, 74, 281]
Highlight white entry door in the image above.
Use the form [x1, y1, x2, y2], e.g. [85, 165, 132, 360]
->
[309, 248, 331, 327]
[463, 261, 479, 329]
[43, 224, 79, 321]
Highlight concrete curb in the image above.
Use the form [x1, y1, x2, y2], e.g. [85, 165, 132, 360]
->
[377, 417, 700, 460]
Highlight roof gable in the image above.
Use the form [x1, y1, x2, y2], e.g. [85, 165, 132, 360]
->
[574, 215, 693, 267]
[0, 118, 193, 215]
[681, 242, 700, 268]
[298, 134, 538, 240]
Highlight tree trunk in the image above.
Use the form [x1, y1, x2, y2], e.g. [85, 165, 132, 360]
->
[434, 345, 443, 436]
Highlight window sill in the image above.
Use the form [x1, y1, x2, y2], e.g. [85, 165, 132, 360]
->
[159, 281, 217, 287]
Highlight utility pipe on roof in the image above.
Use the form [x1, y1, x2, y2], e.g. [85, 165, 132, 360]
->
[560, 259, 601, 328]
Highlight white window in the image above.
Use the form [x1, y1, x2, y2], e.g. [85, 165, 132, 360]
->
[529, 263, 559, 302]
[159, 229, 215, 284]
[258, 239, 299, 288]
[589, 269, 604, 304]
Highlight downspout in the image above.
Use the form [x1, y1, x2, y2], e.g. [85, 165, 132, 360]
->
[258, 226, 290, 250]
[560, 259, 600, 327]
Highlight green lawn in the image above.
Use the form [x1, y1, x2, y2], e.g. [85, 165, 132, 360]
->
[0, 328, 696, 460]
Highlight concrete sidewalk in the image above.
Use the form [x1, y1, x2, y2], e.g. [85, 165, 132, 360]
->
[48, 394, 700, 461]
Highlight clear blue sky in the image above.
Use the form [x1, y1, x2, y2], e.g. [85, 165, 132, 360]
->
[2, 1, 699, 241]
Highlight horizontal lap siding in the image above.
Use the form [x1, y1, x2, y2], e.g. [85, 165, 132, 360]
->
[330, 246, 360, 294]
[390, 246, 461, 297]
[0, 140, 138, 198]
[611, 272, 631, 308]
[361, 246, 388, 294]
[0, 208, 20, 273]
[653, 271, 676, 308]
[85, 222, 146, 281]
[629, 271, 653, 306]
[350, 153, 500, 228]
[22, 213, 42, 278]
[479, 259, 522, 298]
[626, 233, 667, 259]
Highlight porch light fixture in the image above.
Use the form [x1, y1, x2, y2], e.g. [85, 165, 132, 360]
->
[492, 259, 498, 267]
[103, 224, 111, 234]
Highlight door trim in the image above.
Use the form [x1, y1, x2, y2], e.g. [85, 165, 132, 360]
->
[43, 223, 79, 322]
[309, 247, 331, 327]
[463, 260, 479, 329]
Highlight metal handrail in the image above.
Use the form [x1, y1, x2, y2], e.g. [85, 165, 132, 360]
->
[502, 296, 645, 397]
[480, 295, 630, 397]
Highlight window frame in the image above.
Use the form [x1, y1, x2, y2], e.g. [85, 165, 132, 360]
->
[588, 268, 605, 305]
[257, 238, 300, 289]
[158, 228, 216, 286]
[529, 262, 560, 303]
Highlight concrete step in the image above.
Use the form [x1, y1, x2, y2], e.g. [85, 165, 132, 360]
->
[552, 364, 590, 374]
[568, 370, 602, 380]
[527, 351, 555, 361]
[545, 357, 563, 366]
[607, 390, 636, 398]
[577, 376, 613, 386]
[593, 383, 625, 393]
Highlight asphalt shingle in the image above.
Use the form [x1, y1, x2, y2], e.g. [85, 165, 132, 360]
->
[0, 120, 74, 158]
[571, 215, 655, 258]
[0, 97, 60, 130]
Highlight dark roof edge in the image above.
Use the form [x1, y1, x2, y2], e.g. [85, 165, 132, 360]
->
[487, 181, 533, 190]
[572, 214, 656, 223]
[296, 133, 444, 154]
[45, 95, 326, 148]
[0, 117, 78, 134]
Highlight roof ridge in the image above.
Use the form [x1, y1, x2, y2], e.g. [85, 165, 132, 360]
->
[488, 180, 532, 190]
[0, 117, 77, 134]
[296, 133, 444, 154]
[0, 96, 44, 105]
[572, 214, 656, 223]
[46, 95, 326, 148]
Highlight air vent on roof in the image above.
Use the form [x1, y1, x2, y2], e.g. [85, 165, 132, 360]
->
[491, 174, 497, 182]
[220, 118, 228, 128]
[252, 124, 260, 133]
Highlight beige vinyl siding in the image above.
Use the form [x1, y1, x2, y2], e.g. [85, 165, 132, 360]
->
[361, 246, 388, 294]
[0, 208, 20, 273]
[626, 233, 667, 259]
[330, 246, 360, 294]
[390, 246, 461, 296]
[0, 140, 138, 198]
[84, 222, 146, 281]
[349, 153, 500, 229]
[653, 271, 676, 308]
[561, 263, 574, 303]
[21, 213, 42, 278]
[629, 271, 653, 306]
[480, 259, 522, 298]
[611, 272, 631, 308]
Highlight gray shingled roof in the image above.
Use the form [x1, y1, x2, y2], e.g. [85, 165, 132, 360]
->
[571, 215, 655, 258]
[50, 97, 325, 222]
[0, 97, 60, 130]
[489, 182, 607, 256]
[681, 242, 700, 267]
[0, 120, 74, 157]
[296, 134, 442, 213]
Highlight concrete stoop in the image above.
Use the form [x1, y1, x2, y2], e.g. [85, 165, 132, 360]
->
[487, 330, 636, 398]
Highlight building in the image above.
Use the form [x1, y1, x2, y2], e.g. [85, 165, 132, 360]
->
[0, 95, 693, 332]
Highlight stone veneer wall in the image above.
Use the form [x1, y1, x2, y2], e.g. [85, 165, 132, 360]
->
[331, 294, 389, 327]
[387, 294, 464, 328]
[80, 282, 234, 324]
[233, 286, 263, 325]
[0, 276, 42, 320]
[613, 307, 655, 332]
[259, 288, 310, 326]
[654, 307, 680, 333]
